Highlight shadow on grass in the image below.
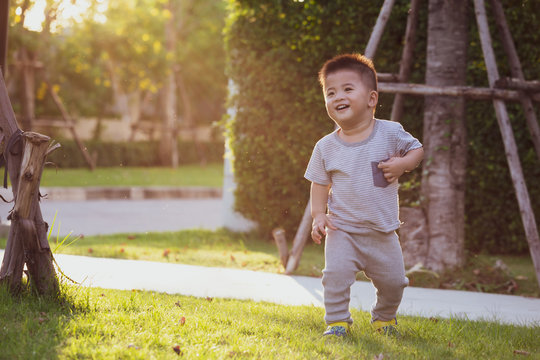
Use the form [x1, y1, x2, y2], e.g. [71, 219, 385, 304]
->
[0, 281, 90, 359]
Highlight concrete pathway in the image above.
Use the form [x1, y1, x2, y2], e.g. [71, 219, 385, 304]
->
[1, 249, 538, 327]
[0, 194, 223, 236]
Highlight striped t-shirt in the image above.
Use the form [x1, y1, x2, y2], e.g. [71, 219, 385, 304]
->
[304, 119, 422, 233]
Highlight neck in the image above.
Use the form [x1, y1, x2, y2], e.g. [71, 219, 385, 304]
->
[338, 117, 375, 142]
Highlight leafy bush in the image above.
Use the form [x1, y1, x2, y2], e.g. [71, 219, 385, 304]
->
[225, 0, 540, 253]
[48, 139, 224, 168]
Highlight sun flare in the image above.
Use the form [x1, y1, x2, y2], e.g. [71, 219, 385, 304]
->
[19, 0, 108, 32]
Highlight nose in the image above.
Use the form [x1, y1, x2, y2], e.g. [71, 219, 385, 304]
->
[334, 90, 345, 102]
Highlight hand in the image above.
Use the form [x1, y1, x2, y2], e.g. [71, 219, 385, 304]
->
[311, 213, 336, 244]
[378, 157, 406, 183]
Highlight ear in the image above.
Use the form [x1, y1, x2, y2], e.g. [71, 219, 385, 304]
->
[368, 90, 378, 108]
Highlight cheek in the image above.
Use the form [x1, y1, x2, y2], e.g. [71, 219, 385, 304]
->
[325, 100, 332, 113]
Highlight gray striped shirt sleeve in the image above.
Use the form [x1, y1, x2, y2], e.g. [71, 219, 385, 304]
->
[396, 123, 422, 156]
[304, 142, 331, 185]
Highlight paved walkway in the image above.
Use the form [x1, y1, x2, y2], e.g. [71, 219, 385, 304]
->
[0, 186, 539, 327]
[0, 187, 223, 236]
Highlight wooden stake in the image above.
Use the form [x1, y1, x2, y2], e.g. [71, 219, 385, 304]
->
[390, 0, 420, 123]
[12, 132, 59, 294]
[364, 0, 395, 59]
[489, 0, 540, 161]
[272, 228, 289, 268]
[285, 201, 312, 275]
[474, 0, 540, 289]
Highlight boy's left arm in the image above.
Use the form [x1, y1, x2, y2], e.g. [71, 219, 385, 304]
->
[378, 147, 424, 183]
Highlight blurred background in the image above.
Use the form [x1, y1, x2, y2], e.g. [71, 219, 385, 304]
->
[5, 0, 226, 168]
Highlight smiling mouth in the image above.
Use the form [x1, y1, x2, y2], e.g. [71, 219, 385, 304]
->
[336, 104, 349, 111]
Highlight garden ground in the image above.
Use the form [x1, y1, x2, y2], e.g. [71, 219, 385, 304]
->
[1, 248, 539, 329]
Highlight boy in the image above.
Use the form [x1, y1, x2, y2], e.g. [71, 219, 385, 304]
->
[304, 54, 424, 337]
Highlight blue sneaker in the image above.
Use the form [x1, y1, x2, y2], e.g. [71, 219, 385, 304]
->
[323, 322, 349, 337]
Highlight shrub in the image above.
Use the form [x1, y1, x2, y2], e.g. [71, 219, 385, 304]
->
[47, 139, 224, 168]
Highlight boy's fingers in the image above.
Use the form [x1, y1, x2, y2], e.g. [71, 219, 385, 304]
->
[314, 222, 326, 235]
[311, 230, 321, 244]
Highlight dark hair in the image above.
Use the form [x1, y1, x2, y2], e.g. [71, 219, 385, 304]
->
[318, 53, 378, 91]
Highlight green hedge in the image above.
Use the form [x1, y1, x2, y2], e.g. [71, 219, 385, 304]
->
[225, 0, 540, 253]
[47, 139, 224, 168]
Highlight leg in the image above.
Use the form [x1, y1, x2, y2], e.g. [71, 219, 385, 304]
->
[322, 229, 361, 325]
[363, 231, 409, 322]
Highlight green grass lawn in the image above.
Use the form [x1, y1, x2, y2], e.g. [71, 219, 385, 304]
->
[2, 228, 536, 298]
[46, 229, 323, 277]
[39, 164, 223, 187]
[1, 284, 538, 359]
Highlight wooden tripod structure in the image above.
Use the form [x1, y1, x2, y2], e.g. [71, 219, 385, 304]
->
[0, 67, 60, 295]
[278, 0, 540, 289]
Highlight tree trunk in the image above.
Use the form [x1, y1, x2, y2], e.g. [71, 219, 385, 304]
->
[158, 0, 179, 167]
[19, 47, 35, 131]
[177, 70, 207, 165]
[160, 73, 178, 167]
[421, 0, 469, 272]
[106, 59, 141, 127]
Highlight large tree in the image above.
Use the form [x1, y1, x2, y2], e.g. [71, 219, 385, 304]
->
[421, 0, 469, 272]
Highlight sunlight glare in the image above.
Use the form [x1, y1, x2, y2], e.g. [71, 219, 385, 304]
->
[23, 1, 46, 32]
[22, 0, 108, 33]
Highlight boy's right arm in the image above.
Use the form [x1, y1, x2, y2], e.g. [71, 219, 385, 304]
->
[310, 182, 336, 244]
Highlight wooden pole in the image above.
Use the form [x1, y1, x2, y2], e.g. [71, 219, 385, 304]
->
[489, 0, 540, 161]
[0, 69, 19, 141]
[473, 0, 540, 289]
[0, 0, 8, 76]
[47, 81, 95, 170]
[19, 48, 36, 131]
[495, 77, 540, 92]
[12, 132, 59, 295]
[285, 201, 312, 275]
[377, 73, 399, 82]
[272, 228, 289, 268]
[390, 0, 420, 123]
[364, 0, 395, 59]
[378, 81, 540, 102]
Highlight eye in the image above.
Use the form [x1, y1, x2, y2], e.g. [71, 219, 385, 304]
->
[326, 91, 335, 97]
[345, 87, 353, 92]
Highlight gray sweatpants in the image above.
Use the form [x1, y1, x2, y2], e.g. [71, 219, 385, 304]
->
[322, 228, 409, 325]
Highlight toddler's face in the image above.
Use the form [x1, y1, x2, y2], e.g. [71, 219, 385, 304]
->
[323, 70, 377, 129]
